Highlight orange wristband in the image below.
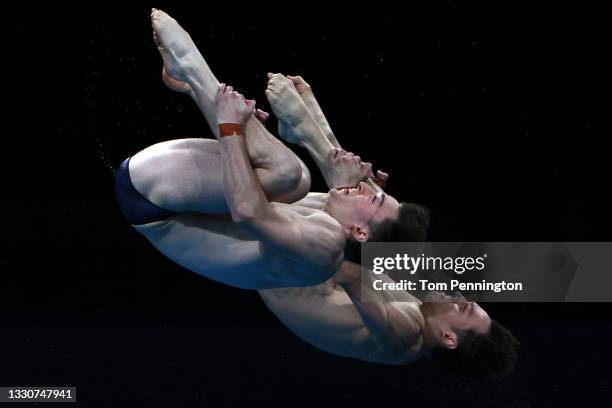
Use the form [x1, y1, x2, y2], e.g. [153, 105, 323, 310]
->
[219, 123, 243, 137]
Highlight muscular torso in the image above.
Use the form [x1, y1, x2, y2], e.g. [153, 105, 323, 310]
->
[258, 191, 425, 363]
[259, 280, 425, 365]
[134, 192, 425, 364]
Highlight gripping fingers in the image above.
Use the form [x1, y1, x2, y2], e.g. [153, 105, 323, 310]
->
[217, 83, 227, 99]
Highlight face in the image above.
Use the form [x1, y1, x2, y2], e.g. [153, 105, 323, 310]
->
[420, 291, 491, 350]
[325, 182, 400, 241]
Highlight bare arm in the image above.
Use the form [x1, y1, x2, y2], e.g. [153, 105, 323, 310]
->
[333, 261, 423, 358]
[216, 84, 344, 268]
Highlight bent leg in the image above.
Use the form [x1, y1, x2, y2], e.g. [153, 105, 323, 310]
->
[119, 10, 323, 290]
[127, 138, 309, 214]
[146, 10, 310, 211]
[287, 75, 340, 148]
[132, 213, 268, 289]
[127, 139, 225, 214]
[180, 48, 310, 202]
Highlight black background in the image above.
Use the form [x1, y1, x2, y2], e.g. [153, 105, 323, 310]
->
[2, 2, 609, 406]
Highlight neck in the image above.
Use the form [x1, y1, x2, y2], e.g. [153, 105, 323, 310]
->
[416, 312, 438, 354]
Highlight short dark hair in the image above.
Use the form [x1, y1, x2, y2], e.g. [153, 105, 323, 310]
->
[370, 202, 431, 242]
[344, 202, 431, 263]
[430, 320, 519, 381]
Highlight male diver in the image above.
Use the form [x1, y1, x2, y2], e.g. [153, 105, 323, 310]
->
[115, 9, 518, 379]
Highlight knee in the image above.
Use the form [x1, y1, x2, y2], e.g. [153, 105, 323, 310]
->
[293, 161, 312, 199]
[271, 157, 311, 203]
[274, 156, 305, 194]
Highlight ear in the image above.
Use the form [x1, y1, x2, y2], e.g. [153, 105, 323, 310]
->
[442, 330, 459, 350]
[351, 225, 369, 242]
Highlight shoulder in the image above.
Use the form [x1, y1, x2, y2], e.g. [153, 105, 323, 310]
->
[270, 202, 341, 235]
[302, 211, 346, 270]
[387, 301, 425, 354]
[370, 302, 425, 364]
[306, 211, 345, 247]
[292, 192, 329, 211]
[265, 203, 345, 270]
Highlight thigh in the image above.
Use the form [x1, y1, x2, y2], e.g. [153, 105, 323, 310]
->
[128, 138, 310, 214]
[129, 138, 227, 214]
[133, 212, 275, 289]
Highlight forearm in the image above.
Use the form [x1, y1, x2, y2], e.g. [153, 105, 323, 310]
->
[220, 134, 271, 222]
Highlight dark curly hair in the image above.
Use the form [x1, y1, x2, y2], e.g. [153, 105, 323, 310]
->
[344, 202, 431, 263]
[430, 320, 519, 381]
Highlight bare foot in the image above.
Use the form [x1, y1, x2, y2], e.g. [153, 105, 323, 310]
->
[150, 9, 203, 90]
[287, 74, 389, 188]
[152, 13, 268, 122]
[286, 75, 315, 99]
[286, 75, 338, 146]
[152, 14, 191, 94]
[266, 73, 319, 146]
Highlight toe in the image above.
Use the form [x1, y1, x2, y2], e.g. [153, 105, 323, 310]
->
[257, 109, 270, 121]
[265, 90, 277, 101]
[245, 98, 256, 110]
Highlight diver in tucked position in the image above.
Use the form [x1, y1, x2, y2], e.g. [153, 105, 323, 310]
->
[115, 9, 518, 379]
